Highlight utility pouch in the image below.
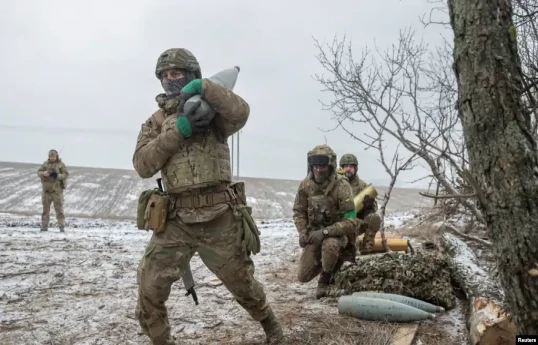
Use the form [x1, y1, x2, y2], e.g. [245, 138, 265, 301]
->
[137, 188, 169, 233]
[235, 204, 261, 255]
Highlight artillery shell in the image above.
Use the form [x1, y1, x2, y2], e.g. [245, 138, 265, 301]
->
[338, 296, 436, 322]
[352, 291, 445, 312]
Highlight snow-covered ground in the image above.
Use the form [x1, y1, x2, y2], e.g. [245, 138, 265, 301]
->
[0, 212, 425, 345]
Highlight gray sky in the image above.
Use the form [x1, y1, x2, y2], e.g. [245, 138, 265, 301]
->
[0, 0, 449, 185]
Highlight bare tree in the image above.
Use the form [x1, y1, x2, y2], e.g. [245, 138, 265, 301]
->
[448, 0, 538, 333]
[376, 137, 419, 251]
[313, 29, 484, 225]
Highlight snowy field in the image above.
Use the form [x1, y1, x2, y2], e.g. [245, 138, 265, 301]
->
[0, 161, 448, 344]
[0, 212, 430, 345]
[0, 161, 432, 220]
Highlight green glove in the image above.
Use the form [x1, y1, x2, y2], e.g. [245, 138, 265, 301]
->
[176, 100, 210, 137]
[179, 79, 202, 101]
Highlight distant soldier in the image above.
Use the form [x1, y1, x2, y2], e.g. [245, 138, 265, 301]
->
[293, 145, 364, 298]
[133, 48, 283, 345]
[339, 153, 381, 254]
[37, 149, 69, 232]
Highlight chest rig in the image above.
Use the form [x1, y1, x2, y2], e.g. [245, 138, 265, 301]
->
[156, 95, 232, 194]
[306, 175, 341, 231]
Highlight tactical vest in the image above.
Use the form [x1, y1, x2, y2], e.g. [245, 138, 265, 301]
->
[40, 161, 66, 192]
[159, 112, 232, 194]
[349, 176, 368, 197]
[306, 173, 344, 231]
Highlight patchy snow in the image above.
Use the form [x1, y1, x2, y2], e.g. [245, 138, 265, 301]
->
[0, 161, 432, 221]
[0, 214, 334, 344]
[0, 209, 469, 344]
[384, 211, 416, 228]
[78, 182, 101, 189]
[442, 232, 505, 303]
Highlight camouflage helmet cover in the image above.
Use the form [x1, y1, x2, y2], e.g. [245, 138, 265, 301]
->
[155, 48, 202, 79]
[339, 153, 358, 167]
[308, 144, 337, 170]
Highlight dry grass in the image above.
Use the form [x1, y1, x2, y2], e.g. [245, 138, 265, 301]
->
[282, 317, 397, 345]
[223, 309, 400, 345]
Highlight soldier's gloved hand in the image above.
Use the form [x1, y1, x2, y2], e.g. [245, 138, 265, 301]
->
[363, 195, 375, 211]
[49, 171, 58, 179]
[307, 229, 325, 245]
[299, 234, 308, 248]
[176, 100, 214, 137]
[179, 79, 202, 101]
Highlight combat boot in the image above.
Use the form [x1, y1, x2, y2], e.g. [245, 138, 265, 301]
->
[260, 309, 284, 344]
[329, 259, 345, 285]
[150, 332, 176, 345]
[40, 227, 48, 232]
[315, 271, 332, 299]
[59, 226, 65, 233]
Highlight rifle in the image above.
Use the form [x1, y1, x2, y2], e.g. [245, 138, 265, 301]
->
[156, 178, 199, 306]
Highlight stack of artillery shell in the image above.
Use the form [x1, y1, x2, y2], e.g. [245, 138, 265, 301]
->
[357, 232, 408, 253]
[352, 292, 445, 312]
[338, 292, 445, 322]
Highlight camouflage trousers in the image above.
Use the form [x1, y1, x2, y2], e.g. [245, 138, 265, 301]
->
[135, 208, 271, 344]
[356, 212, 381, 254]
[41, 191, 65, 228]
[297, 235, 348, 283]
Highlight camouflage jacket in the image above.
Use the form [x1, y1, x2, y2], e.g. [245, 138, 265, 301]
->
[132, 78, 249, 223]
[348, 176, 378, 218]
[292, 172, 363, 238]
[37, 160, 69, 193]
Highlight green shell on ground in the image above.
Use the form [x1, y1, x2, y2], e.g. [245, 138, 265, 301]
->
[327, 250, 456, 310]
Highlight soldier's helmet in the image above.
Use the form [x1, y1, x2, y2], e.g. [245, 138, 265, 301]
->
[308, 144, 337, 172]
[155, 48, 202, 80]
[339, 153, 358, 167]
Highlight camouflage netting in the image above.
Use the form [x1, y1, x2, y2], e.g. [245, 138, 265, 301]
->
[326, 250, 456, 309]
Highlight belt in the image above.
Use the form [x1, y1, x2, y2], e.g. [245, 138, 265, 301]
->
[172, 184, 239, 208]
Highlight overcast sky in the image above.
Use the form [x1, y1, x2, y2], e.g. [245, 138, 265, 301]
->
[0, 0, 450, 184]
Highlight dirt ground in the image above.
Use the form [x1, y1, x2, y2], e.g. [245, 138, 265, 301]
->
[0, 213, 469, 345]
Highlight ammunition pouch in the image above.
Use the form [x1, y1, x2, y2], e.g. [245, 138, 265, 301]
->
[137, 188, 170, 233]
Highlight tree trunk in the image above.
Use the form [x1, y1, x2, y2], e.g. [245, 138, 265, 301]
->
[441, 233, 516, 344]
[448, 0, 538, 334]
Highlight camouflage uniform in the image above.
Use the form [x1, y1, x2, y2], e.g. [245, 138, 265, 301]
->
[339, 153, 381, 254]
[133, 48, 283, 345]
[292, 145, 364, 299]
[37, 149, 69, 232]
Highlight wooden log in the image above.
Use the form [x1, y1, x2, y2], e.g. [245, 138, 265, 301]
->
[441, 233, 515, 345]
[389, 323, 419, 345]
